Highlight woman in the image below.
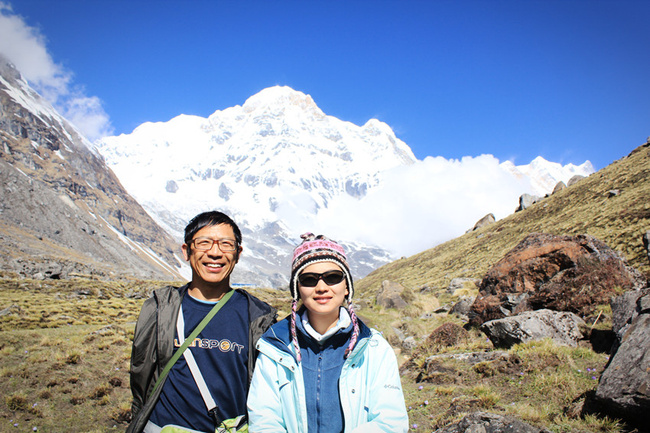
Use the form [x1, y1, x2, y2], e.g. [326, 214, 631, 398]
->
[247, 233, 409, 432]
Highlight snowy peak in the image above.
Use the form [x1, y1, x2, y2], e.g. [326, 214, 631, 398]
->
[502, 156, 595, 195]
[241, 85, 325, 119]
[96, 85, 596, 288]
[0, 55, 99, 157]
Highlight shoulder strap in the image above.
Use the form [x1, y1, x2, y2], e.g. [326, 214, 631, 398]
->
[148, 290, 235, 399]
[177, 303, 217, 412]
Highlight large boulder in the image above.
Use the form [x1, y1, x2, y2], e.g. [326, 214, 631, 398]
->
[590, 289, 650, 428]
[427, 322, 470, 348]
[516, 194, 542, 212]
[376, 280, 408, 309]
[552, 181, 566, 194]
[446, 277, 480, 295]
[567, 174, 585, 187]
[468, 213, 495, 232]
[643, 230, 650, 265]
[480, 309, 586, 349]
[450, 296, 476, 322]
[469, 233, 646, 327]
[434, 411, 551, 433]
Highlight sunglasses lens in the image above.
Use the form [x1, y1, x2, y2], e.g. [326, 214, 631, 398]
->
[298, 271, 344, 287]
[323, 271, 344, 285]
[298, 274, 319, 287]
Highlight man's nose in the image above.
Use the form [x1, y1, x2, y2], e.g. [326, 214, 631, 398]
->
[206, 243, 224, 254]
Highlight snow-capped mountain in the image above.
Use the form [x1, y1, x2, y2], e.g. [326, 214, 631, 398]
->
[502, 157, 595, 196]
[96, 86, 416, 287]
[96, 86, 594, 288]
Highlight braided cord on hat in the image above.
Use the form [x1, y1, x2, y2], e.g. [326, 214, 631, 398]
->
[290, 299, 301, 363]
[345, 305, 360, 358]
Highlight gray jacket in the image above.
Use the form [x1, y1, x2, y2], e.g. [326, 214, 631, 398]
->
[126, 284, 276, 433]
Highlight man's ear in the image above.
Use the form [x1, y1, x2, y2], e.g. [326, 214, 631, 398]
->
[181, 243, 190, 261]
[235, 246, 243, 263]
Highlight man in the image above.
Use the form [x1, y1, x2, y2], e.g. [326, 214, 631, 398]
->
[127, 211, 276, 433]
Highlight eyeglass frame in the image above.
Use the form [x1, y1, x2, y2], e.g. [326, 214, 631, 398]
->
[189, 237, 239, 252]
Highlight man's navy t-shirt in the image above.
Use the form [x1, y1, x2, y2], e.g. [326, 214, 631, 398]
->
[150, 290, 249, 431]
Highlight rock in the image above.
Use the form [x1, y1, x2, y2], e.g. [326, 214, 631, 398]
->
[450, 296, 475, 322]
[567, 174, 585, 187]
[552, 181, 566, 194]
[468, 213, 495, 232]
[427, 322, 470, 347]
[425, 350, 509, 366]
[607, 189, 621, 197]
[447, 277, 480, 295]
[376, 280, 407, 309]
[0, 304, 22, 317]
[480, 309, 586, 349]
[591, 289, 650, 429]
[469, 233, 646, 327]
[610, 289, 646, 349]
[165, 180, 179, 193]
[434, 411, 552, 433]
[516, 194, 542, 212]
[391, 326, 407, 342]
[402, 336, 417, 351]
[643, 230, 650, 265]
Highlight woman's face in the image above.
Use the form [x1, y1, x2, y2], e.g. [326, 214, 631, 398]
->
[298, 261, 348, 321]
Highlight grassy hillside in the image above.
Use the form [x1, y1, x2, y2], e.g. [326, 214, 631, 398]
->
[0, 276, 624, 432]
[356, 142, 650, 298]
[1, 143, 647, 432]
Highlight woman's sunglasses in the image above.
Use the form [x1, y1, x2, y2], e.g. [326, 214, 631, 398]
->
[298, 270, 345, 287]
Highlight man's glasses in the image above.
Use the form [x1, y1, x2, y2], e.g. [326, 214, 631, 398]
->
[191, 237, 237, 252]
[298, 270, 345, 287]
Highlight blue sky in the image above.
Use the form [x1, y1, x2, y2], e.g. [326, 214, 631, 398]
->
[2, 0, 649, 170]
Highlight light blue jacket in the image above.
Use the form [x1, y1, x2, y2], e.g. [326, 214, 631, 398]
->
[247, 315, 409, 432]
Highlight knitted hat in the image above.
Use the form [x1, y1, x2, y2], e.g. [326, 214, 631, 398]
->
[289, 233, 359, 362]
[289, 233, 354, 303]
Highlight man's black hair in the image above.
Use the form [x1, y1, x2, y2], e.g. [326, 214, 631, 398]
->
[184, 211, 242, 250]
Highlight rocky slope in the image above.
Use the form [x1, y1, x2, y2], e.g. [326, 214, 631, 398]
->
[0, 56, 182, 280]
[357, 140, 650, 297]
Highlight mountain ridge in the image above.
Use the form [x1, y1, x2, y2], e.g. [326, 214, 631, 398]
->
[0, 55, 182, 280]
[96, 85, 594, 288]
[356, 140, 650, 298]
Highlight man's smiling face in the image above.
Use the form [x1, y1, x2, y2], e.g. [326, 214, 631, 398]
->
[182, 223, 241, 292]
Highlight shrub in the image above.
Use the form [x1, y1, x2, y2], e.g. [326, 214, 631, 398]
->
[70, 395, 85, 405]
[5, 393, 28, 411]
[90, 384, 112, 400]
[66, 351, 81, 364]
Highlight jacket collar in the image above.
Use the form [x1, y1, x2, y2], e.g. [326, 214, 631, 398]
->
[262, 306, 372, 357]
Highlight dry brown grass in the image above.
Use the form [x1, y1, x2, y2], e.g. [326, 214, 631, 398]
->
[1, 144, 647, 432]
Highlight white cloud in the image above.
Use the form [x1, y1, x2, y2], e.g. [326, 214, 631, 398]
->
[0, 2, 113, 140]
[315, 154, 532, 257]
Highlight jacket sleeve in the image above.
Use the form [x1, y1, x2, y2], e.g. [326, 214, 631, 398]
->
[129, 296, 159, 418]
[350, 335, 409, 433]
[247, 351, 289, 433]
